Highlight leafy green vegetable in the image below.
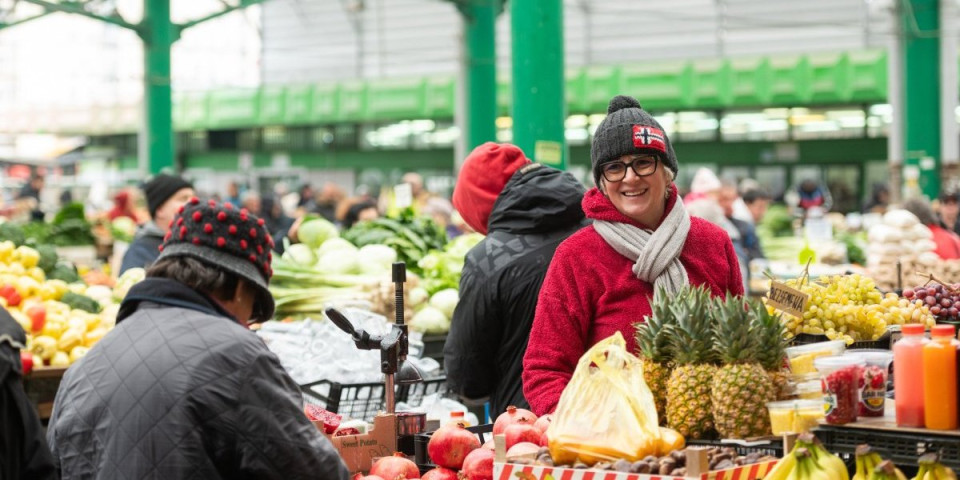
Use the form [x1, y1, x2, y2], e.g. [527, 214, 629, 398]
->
[36, 245, 58, 273]
[836, 231, 867, 265]
[110, 217, 137, 243]
[53, 202, 86, 225]
[48, 263, 80, 283]
[61, 291, 102, 313]
[343, 209, 448, 275]
[758, 204, 795, 238]
[0, 222, 25, 246]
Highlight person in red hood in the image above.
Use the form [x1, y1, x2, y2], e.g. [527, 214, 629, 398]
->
[522, 95, 744, 416]
[108, 190, 138, 221]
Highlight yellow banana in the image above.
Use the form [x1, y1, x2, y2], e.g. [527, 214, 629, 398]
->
[813, 442, 850, 480]
[894, 466, 908, 480]
[854, 452, 867, 480]
[767, 451, 799, 480]
[934, 465, 957, 480]
[854, 445, 881, 480]
[912, 463, 930, 480]
[871, 461, 902, 480]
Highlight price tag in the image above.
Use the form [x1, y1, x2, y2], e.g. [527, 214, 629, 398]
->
[767, 281, 810, 318]
[394, 183, 413, 209]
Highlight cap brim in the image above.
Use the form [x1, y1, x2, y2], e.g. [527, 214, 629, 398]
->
[158, 243, 275, 321]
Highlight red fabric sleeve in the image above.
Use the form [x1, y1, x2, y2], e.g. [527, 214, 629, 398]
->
[724, 235, 745, 296]
[522, 242, 593, 416]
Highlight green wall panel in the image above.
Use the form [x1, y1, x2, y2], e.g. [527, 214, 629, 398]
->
[259, 85, 286, 125]
[367, 78, 425, 120]
[288, 148, 454, 170]
[808, 52, 849, 103]
[285, 85, 314, 125]
[729, 57, 770, 107]
[583, 66, 621, 113]
[338, 82, 368, 122]
[497, 78, 511, 116]
[566, 70, 587, 113]
[311, 84, 339, 122]
[849, 50, 887, 102]
[621, 61, 690, 110]
[690, 59, 730, 108]
[208, 89, 260, 128]
[424, 77, 455, 118]
[769, 55, 810, 105]
[177, 92, 209, 130]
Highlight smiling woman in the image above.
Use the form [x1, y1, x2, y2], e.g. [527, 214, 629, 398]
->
[521, 95, 745, 416]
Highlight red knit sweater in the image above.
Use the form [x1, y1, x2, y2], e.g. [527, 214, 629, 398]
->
[522, 186, 744, 415]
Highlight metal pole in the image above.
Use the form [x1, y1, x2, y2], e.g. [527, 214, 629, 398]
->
[511, 0, 566, 169]
[142, 0, 175, 174]
[901, 0, 941, 199]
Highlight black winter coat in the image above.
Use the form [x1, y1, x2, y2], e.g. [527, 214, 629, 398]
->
[0, 309, 58, 480]
[47, 278, 349, 480]
[444, 164, 588, 415]
[118, 222, 164, 275]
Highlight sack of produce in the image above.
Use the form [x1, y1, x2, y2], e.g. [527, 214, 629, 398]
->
[548, 332, 660, 466]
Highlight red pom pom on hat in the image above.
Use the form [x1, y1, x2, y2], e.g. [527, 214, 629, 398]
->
[189, 197, 200, 205]
[228, 225, 237, 235]
[217, 237, 226, 247]
[204, 223, 213, 234]
[249, 228, 257, 238]
[256, 245, 263, 255]
[192, 211, 203, 222]
[192, 237, 202, 245]
[248, 254, 257, 263]
[257, 218, 265, 226]
[224, 202, 234, 210]
[240, 239, 248, 250]
[452, 142, 532, 235]
[217, 211, 227, 222]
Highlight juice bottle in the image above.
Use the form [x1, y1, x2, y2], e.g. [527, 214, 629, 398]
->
[894, 323, 928, 427]
[923, 325, 958, 430]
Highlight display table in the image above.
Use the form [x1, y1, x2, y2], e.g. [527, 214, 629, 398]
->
[23, 366, 68, 420]
[813, 404, 960, 469]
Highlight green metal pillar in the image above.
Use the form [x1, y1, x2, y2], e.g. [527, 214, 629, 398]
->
[511, 0, 566, 169]
[901, 0, 941, 198]
[142, 0, 175, 174]
[461, 0, 498, 151]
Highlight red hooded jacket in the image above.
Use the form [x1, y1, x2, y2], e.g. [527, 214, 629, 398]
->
[522, 186, 744, 415]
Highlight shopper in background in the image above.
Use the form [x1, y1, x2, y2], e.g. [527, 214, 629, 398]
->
[742, 187, 772, 225]
[1, 308, 58, 480]
[17, 174, 45, 221]
[791, 179, 832, 216]
[119, 174, 195, 275]
[242, 190, 262, 216]
[523, 95, 743, 415]
[683, 167, 721, 205]
[863, 183, 891, 214]
[341, 199, 379, 229]
[402, 172, 433, 212]
[48, 198, 349, 480]
[718, 180, 763, 265]
[902, 197, 960, 260]
[107, 189, 138, 222]
[224, 181, 242, 206]
[314, 182, 346, 222]
[446, 143, 588, 415]
[938, 190, 960, 236]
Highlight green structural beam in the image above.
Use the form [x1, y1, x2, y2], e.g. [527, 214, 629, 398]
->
[142, 0, 175, 174]
[0, 11, 53, 29]
[511, 0, 566, 169]
[901, 0, 941, 199]
[457, 0, 499, 152]
[19, 0, 139, 31]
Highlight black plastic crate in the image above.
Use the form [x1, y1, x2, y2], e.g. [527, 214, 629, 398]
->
[301, 379, 387, 421]
[420, 334, 447, 366]
[814, 425, 960, 470]
[300, 376, 449, 422]
[790, 331, 891, 350]
[684, 438, 785, 458]
[414, 423, 493, 472]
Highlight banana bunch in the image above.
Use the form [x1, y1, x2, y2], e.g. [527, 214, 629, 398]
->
[766, 433, 849, 480]
[854, 445, 906, 480]
[912, 454, 957, 480]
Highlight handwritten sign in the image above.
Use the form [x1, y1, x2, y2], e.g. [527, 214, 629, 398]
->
[767, 281, 810, 318]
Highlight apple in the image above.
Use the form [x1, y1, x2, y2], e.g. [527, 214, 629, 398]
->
[20, 351, 33, 375]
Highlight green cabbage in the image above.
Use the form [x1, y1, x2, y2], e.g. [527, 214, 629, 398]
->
[428, 288, 459, 319]
[298, 218, 339, 249]
[283, 243, 317, 266]
[410, 306, 450, 334]
[318, 248, 359, 274]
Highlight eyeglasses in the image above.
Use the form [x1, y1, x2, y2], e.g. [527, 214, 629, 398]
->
[600, 155, 659, 182]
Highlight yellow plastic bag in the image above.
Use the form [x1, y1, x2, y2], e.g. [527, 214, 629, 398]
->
[546, 332, 661, 466]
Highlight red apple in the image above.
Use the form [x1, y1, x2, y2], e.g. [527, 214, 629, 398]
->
[21, 351, 33, 375]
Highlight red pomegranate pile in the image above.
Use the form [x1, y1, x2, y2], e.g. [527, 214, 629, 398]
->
[370, 453, 420, 480]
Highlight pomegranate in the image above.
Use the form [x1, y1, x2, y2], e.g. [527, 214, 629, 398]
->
[481, 440, 495, 450]
[505, 442, 540, 462]
[539, 431, 549, 448]
[533, 414, 552, 434]
[421, 467, 458, 480]
[461, 448, 494, 480]
[427, 425, 481, 469]
[370, 452, 420, 480]
[504, 424, 541, 450]
[353, 475, 386, 480]
[493, 406, 538, 435]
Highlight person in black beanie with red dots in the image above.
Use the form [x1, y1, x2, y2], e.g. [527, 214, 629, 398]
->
[47, 197, 349, 480]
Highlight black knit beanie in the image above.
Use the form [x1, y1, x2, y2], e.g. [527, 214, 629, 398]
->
[156, 197, 275, 321]
[590, 95, 679, 186]
[143, 174, 194, 219]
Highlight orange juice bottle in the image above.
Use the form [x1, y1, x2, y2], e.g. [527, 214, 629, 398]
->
[894, 324, 928, 427]
[924, 325, 958, 430]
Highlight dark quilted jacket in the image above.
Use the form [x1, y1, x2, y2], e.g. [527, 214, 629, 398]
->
[443, 164, 589, 415]
[46, 282, 349, 480]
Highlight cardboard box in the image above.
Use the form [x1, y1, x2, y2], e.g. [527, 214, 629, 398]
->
[323, 414, 398, 474]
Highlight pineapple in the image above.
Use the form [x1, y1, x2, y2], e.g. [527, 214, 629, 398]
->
[751, 301, 791, 400]
[710, 296, 776, 439]
[635, 287, 678, 423]
[666, 286, 718, 439]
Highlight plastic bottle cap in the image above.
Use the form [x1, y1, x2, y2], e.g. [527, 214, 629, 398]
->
[932, 325, 956, 337]
[902, 324, 926, 335]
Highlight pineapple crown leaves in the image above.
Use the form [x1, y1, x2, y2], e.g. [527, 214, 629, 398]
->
[635, 285, 678, 362]
[749, 299, 789, 371]
[711, 295, 762, 366]
[666, 285, 719, 365]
